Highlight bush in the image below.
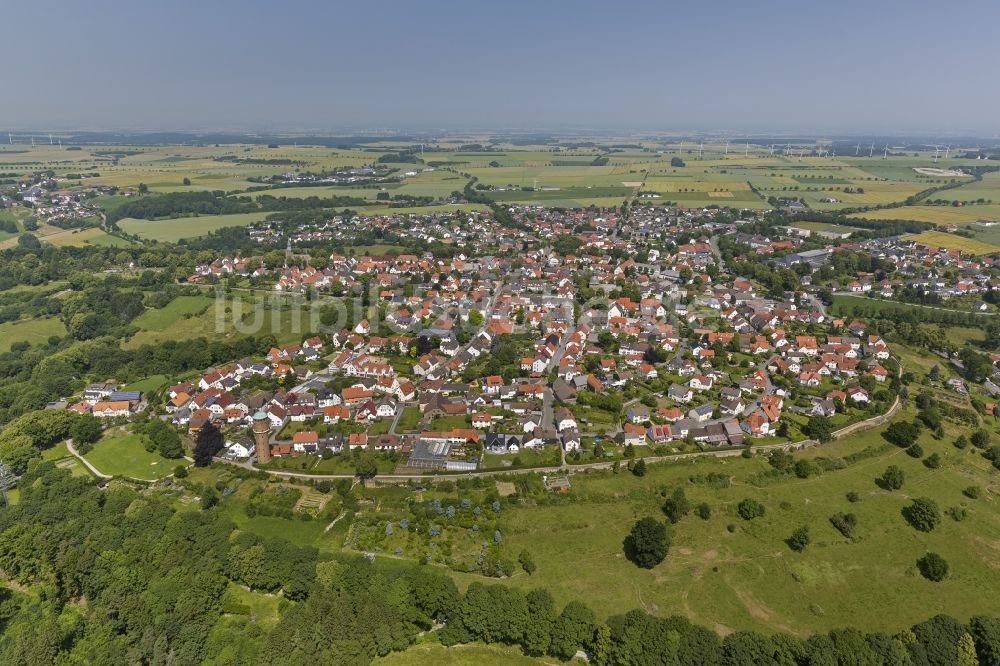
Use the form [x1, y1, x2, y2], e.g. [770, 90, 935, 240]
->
[884, 421, 921, 448]
[917, 552, 949, 581]
[905, 443, 924, 458]
[737, 498, 766, 520]
[903, 497, 941, 532]
[697, 502, 712, 520]
[830, 512, 858, 539]
[846, 491, 861, 503]
[954, 435, 968, 449]
[923, 453, 941, 469]
[787, 526, 811, 552]
[632, 458, 647, 477]
[963, 485, 981, 499]
[972, 429, 991, 449]
[879, 465, 905, 491]
[662, 487, 691, 524]
[947, 506, 968, 522]
[173, 465, 188, 478]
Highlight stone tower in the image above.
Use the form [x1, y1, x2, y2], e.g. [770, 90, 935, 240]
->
[252, 411, 271, 464]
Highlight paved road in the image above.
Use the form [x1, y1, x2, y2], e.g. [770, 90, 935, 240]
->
[65, 439, 112, 479]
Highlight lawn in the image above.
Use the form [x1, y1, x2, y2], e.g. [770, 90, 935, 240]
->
[0, 316, 67, 351]
[83, 431, 178, 480]
[124, 374, 170, 393]
[475, 415, 1000, 636]
[396, 406, 423, 432]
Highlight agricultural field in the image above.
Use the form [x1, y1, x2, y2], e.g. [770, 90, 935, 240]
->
[933, 170, 1000, 204]
[82, 431, 178, 480]
[119, 212, 272, 242]
[851, 204, 1000, 226]
[906, 230, 1000, 254]
[0, 316, 67, 351]
[43, 227, 134, 247]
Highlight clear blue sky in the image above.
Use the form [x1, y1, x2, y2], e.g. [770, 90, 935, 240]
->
[3, 0, 999, 134]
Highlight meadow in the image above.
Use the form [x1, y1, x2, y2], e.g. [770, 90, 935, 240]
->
[0, 316, 66, 351]
[126, 293, 317, 348]
[487, 413, 1000, 636]
[83, 431, 177, 480]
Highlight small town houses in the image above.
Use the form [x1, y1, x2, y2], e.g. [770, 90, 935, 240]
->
[64, 205, 905, 470]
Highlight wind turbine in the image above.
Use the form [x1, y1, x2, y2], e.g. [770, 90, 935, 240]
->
[869, 142, 875, 158]
[48, 133, 53, 145]
[745, 137, 750, 157]
[724, 140, 729, 155]
[699, 140, 703, 158]
[932, 145, 940, 162]
[769, 144, 775, 156]
[855, 143, 861, 156]
[7, 132, 11, 145]
[883, 144, 889, 159]
[944, 145, 951, 159]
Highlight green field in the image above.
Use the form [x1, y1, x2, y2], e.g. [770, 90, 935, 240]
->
[486, 416, 1000, 636]
[132, 295, 214, 331]
[119, 212, 272, 241]
[83, 431, 178, 480]
[123, 374, 170, 393]
[126, 295, 309, 348]
[0, 316, 66, 351]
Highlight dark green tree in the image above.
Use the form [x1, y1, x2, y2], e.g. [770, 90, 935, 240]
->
[623, 517, 670, 569]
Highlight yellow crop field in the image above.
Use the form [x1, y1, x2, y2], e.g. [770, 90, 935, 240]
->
[852, 205, 1000, 226]
[906, 230, 999, 254]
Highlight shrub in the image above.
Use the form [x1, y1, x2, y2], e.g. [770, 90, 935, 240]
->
[905, 443, 924, 458]
[879, 465, 905, 491]
[903, 497, 941, 532]
[923, 453, 941, 469]
[954, 435, 968, 449]
[697, 503, 712, 520]
[917, 552, 949, 581]
[884, 421, 921, 448]
[972, 429, 991, 449]
[947, 506, 968, 522]
[173, 465, 188, 479]
[787, 526, 811, 552]
[737, 498, 766, 520]
[830, 512, 858, 539]
[846, 491, 861, 503]
[963, 485, 981, 499]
